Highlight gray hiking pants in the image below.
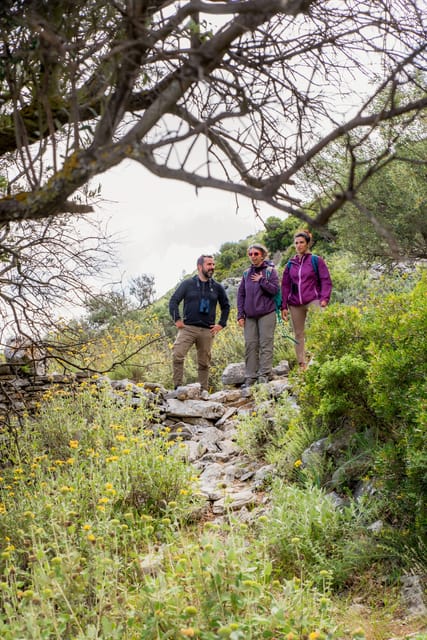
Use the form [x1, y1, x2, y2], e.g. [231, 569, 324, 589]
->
[243, 311, 276, 381]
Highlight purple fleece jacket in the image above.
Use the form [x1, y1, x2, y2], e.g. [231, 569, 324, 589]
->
[281, 253, 332, 308]
[237, 262, 279, 320]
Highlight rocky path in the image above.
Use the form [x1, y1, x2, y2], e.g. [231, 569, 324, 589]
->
[118, 372, 426, 640]
[130, 376, 290, 521]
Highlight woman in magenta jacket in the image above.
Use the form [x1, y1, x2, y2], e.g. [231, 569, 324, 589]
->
[281, 230, 332, 369]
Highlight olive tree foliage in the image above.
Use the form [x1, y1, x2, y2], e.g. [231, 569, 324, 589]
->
[322, 118, 427, 262]
[331, 137, 427, 262]
[0, 0, 426, 230]
[263, 216, 301, 254]
[129, 274, 156, 310]
[85, 273, 156, 327]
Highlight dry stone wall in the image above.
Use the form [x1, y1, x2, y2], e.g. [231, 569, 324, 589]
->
[0, 365, 91, 417]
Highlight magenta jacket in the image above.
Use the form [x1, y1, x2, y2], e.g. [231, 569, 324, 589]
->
[281, 253, 332, 308]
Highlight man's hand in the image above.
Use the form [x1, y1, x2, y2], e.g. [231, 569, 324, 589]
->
[175, 320, 185, 329]
[281, 309, 288, 321]
[237, 318, 245, 328]
[210, 324, 222, 335]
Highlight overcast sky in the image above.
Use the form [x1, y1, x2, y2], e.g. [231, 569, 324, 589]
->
[95, 159, 280, 298]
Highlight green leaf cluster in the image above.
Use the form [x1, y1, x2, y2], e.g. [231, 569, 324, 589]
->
[297, 268, 426, 542]
[265, 483, 377, 588]
[331, 132, 427, 262]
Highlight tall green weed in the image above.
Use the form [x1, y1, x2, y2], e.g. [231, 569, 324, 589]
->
[236, 386, 298, 462]
[262, 482, 379, 589]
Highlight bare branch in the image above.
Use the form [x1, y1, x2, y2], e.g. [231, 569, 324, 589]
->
[0, 0, 425, 231]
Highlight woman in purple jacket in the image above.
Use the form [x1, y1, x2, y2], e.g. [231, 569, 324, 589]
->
[281, 231, 332, 370]
[237, 243, 279, 386]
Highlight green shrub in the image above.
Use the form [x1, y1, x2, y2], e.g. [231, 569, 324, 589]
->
[295, 268, 426, 555]
[306, 304, 365, 363]
[236, 387, 298, 461]
[324, 253, 372, 305]
[264, 482, 378, 589]
[297, 355, 374, 434]
[366, 272, 426, 422]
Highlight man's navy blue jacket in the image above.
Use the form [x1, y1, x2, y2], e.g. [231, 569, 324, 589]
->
[169, 276, 230, 329]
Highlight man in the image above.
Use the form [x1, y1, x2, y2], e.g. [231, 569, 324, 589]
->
[169, 254, 230, 390]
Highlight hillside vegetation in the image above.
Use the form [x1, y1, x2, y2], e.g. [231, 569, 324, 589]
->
[0, 228, 425, 639]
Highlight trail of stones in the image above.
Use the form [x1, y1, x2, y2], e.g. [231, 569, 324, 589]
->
[134, 378, 292, 521]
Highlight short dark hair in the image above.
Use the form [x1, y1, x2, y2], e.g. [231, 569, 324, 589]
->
[197, 254, 213, 266]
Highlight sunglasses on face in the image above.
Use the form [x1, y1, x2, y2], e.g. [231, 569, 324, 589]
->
[248, 251, 261, 257]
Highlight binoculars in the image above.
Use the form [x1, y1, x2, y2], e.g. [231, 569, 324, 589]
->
[199, 297, 210, 314]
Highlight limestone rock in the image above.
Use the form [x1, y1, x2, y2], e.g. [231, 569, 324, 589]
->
[221, 362, 245, 386]
[165, 398, 226, 420]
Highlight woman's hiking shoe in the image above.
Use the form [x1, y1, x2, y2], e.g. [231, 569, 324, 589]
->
[241, 378, 256, 388]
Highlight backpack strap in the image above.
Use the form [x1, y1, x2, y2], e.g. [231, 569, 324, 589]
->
[311, 254, 319, 278]
[311, 254, 321, 287]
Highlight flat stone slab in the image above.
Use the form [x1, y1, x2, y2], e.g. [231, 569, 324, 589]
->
[165, 398, 226, 420]
[212, 489, 257, 514]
